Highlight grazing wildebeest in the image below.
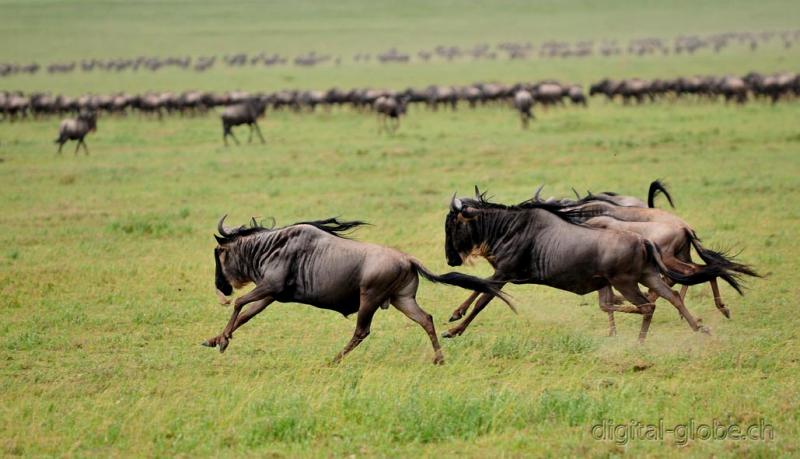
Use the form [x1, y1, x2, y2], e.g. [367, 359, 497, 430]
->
[567, 85, 587, 106]
[513, 90, 534, 128]
[203, 216, 508, 364]
[55, 111, 97, 154]
[442, 189, 727, 341]
[221, 97, 267, 146]
[374, 95, 408, 133]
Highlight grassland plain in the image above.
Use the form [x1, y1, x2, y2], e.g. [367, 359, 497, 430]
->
[2, 0, 800, 458]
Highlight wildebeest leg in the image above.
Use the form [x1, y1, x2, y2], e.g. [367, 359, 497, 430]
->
[81, 139, 89, 155]
[227, 298, 274, 335]
[253, 122, 266, 143]
[333, 292, 380, 363]
[392, 295, 444, 364]
[74, 140, 81, 155]
[443, 289, 502, 338]
[598, 286, 617, 337]
[610, 282, 656, 342]
[709, 279, 731, 319]
[57, 140, 65, 154]
[643, 274, 709, 335]
[202, 284, 272, 353]
[228, 128, 240, 145]
[247, 124, 254, 143]
[448, 291, 480, 322]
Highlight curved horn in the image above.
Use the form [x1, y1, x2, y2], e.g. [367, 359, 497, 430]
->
[571, 187, 580, 199]
[451, 193, 464, 211]
[534, 184, 544, 202]
[474, 185, 481, 197]
[217, 214, 230, 237]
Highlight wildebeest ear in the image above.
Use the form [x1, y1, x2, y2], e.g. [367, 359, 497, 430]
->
[214, 235, 226, 245]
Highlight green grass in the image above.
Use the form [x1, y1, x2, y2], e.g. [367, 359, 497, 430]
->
[2, 0, 800, 457]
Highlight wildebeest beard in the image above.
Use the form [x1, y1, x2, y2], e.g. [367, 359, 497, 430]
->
[214, 247, 233, 297]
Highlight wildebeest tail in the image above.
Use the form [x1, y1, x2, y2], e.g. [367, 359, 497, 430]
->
[410, 260, 514, 310]
[686, 229, 760, 278]
[644, 240, 745, 295]
[647, 179, 675, 208]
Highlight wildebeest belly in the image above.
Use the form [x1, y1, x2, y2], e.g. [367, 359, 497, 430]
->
[536, 272, 609, 295]
[276, 289, 362, 317]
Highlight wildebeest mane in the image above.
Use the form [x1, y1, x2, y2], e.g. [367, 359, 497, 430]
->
[293, 218, 369, 238]
[458, 187, 576, 224]
[216, 215, 367, 244]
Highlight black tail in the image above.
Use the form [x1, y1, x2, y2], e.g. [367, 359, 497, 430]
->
[647, 180, 675, 208]
[644, 240, 747, 295]
[686, 230, 761, 281]
[411, 260, 514, 311]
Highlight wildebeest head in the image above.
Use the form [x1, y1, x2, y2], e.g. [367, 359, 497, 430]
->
[444, 192, 481, 266]
[213, 215, 262, 304]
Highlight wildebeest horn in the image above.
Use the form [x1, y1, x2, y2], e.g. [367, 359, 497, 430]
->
[217, 214, 230, 237]
[571, 187, 580, 199]
[474, 185, 481, 197]
[451, 193, 463, 211]
[534, 184, 544, 202]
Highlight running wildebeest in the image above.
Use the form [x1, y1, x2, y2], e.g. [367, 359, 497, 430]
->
[55, 111, 96, 154]
[221, 97, 267, 146]
[513, 90, 534, 128]
[558, 197, 759, 328]
[442, 189, 729, 341]
[204, 216, 509, 364]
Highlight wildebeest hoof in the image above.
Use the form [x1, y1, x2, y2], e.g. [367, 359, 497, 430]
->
[433, 355, 445, 365]
[201, 340, 214, 348]
[442, 329, 461, 339]
[721, 307, 731, 319]
[218, 337, 229, 353]
[448, 312, 463, 322]
[699, 326, 712, 335]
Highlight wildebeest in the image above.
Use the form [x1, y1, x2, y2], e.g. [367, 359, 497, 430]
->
[374, 95, 408, 133]
[204, 216, 508, 364]
[567, 85, 587, 106]
[442, 189, 726, 341]
[558, 198, 759, 327]
[513, 90, 534, 128]
[221, 97, 267, 146]
[55, 111, 97, 154]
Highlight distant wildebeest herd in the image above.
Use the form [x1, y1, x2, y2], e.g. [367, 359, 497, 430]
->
[2, 70, 797, 151]
[2, 28, 798, 78]
[206, 181, 759, 363]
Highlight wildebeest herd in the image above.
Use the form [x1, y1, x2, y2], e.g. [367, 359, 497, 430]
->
[3, 70, 798, 151]
[206, 181, 759, 364]
[2, 29, 798, 78]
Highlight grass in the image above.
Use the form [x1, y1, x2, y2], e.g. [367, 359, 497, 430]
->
[2, 0, 800, 457]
